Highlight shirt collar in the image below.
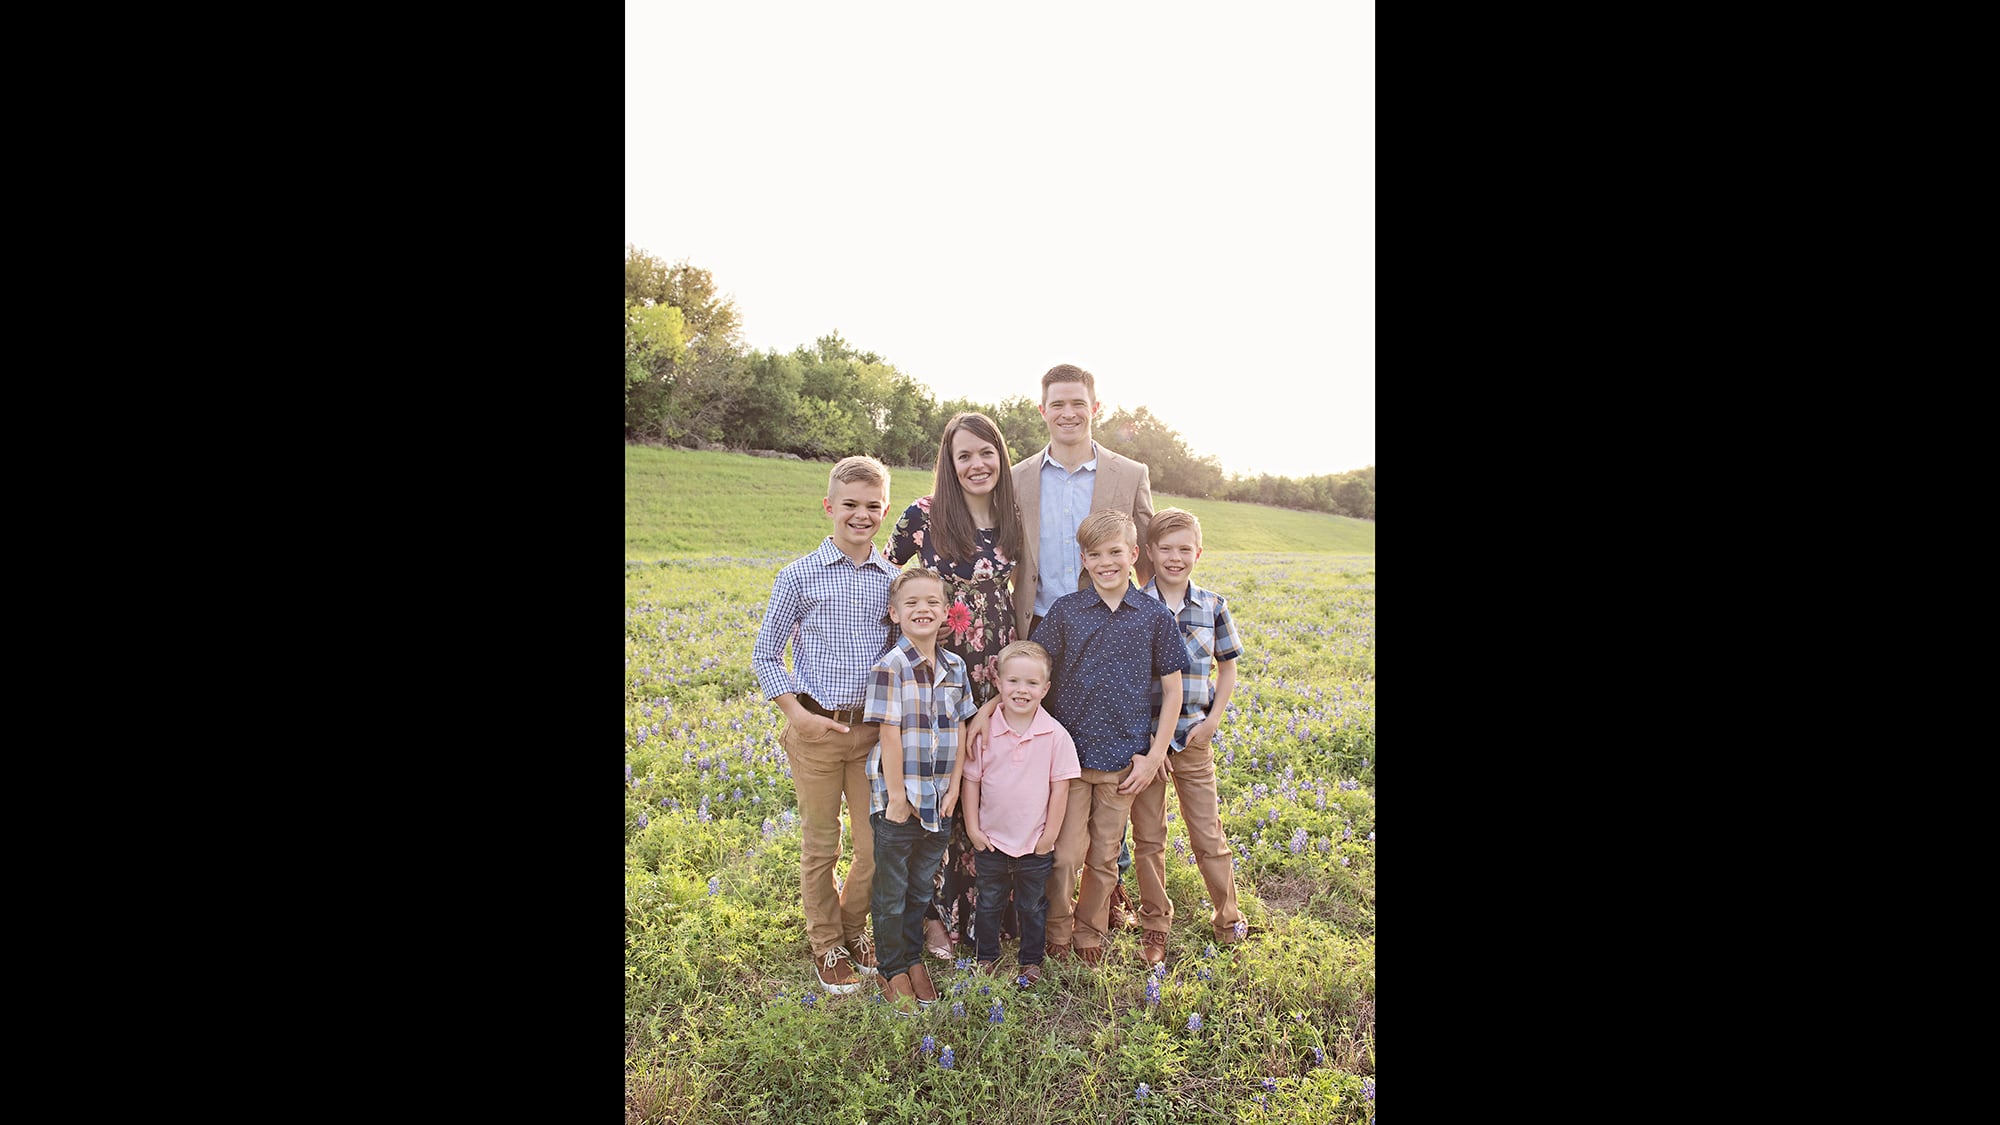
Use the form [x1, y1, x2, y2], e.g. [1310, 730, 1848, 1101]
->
[1040, 443, 1099, 474]
[1142, 579, 1206, 611]
[814, 538, 897, 573]
[991, 705, 1060, 742]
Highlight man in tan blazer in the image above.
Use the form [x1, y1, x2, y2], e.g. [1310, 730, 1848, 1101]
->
[1009, 363, 1156, 646]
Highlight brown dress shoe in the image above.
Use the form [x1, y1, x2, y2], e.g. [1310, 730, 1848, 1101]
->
[1045, 941, 1074, 961]
[1076, 943, 1105, 966]
[1140, 929, 1168, 966]
[907, 962, 939, 1005]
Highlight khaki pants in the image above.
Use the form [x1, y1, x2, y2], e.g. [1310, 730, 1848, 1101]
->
[1046, 763, 1141, 949]
[1130, 742, 1242, 940]
[780, 718, 879, 956]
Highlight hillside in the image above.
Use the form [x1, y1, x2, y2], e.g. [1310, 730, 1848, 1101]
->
[625, 445, 1376, 560]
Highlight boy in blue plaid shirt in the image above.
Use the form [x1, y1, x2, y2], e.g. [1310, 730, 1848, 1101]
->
[1131, 507, 1246, 956]
[864, 567, 977, 1012]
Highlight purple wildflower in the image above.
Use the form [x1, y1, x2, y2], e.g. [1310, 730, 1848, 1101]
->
[636, 812, 648, 829]
[802, 993, 816, 1007]
[951, 1001, 965, 1018]
[988, 1002, 1004, 1024]
[1145, 977, 1161, 1006]
[1263, 1078, 1277, 1092]
[1135, 1083, 1151, 1101]
[1363, 1078, 1374, 1100]
[1290, 828, 1309, 855]
[1234, 920, 1248, 941]
[707, 876, 719, 896]
[939, 1046, 955, 1069]
[1312, 1046, 1324, 1065]
[1186, 1012, 1204, 1032]
[921, 1035, 936, 1055]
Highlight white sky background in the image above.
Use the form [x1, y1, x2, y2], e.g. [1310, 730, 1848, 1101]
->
[625, 2, 1374, 480]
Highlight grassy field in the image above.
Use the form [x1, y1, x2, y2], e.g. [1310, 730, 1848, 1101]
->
[626, 444, 1375, 1124]
[625, 446, 1376, 560]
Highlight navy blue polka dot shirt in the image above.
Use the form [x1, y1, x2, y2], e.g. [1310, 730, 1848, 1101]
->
[1030, 584, 1191, 772]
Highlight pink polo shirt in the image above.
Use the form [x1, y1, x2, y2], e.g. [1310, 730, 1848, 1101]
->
[964, 705, 1082, 857]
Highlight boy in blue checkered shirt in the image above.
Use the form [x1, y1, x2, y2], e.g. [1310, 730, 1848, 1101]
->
[864, 567, 977, 1012]
[1131, 507, 1246, 954]
[752, 455, 899, 995]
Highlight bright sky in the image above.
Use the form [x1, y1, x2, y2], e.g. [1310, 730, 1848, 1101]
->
[625, 2, 1374, 480]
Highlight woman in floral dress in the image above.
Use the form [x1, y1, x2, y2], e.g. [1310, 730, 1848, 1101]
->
[888, 411, 1025, 959]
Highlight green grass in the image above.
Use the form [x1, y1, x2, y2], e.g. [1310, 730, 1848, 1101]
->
[626, 445, 1376, 561]
[626, 444, 1375, 1124]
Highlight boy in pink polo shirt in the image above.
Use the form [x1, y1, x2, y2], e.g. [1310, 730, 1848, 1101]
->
[961, 640, 1082, 986]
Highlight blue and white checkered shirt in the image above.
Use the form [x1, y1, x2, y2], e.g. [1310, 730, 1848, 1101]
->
[1034, 444, 1098, 618]
[752, 538, 898, 709]
[864, 637, 978, 833]
[1140, 580, 1245, 751]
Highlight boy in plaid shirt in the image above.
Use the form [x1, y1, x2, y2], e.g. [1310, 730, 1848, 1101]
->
[864, 567, 977, 1012]
[1131, 508, 1246, 958]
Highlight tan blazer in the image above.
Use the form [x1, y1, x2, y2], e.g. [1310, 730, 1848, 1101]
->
[1010, 443, 1155, 638]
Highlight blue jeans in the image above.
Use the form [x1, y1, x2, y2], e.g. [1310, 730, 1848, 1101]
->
[974, 848, 1054, 967]
[870, 812, 954, 980]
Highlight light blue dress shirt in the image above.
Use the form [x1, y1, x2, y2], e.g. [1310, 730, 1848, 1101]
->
[1035, 443, 1098, 618]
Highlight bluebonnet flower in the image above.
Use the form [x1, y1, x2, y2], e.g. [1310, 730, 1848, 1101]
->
[1255, 1094, 1267, 1110]
[956, 958, 971, 971]
[733, 787, 744, 801]
[988, 1002, 1004, 1024]
[802, 993, 816, 1007]
[1015, 974, 1031, 989]
[707, 876, 719, 896]
[1363, 1079, 1374, 1100]
[939, 1046, 955, 1069]
[1186, 1012, 1204, 1032]
[1367, 831, 1375, 842]
[951, 1001, 965, 1018]
[1145, 977, 1161, 1006]
[1312, 1046, 1324, 1065]
[922, 1035, 936, 1055]
[952, 980, 967, 996]
[697, 797, 711, 824]
[1263, 1078, 1277, 1092]
[1135, 1083, 1151, 1101]
[625, 764, 632, 783]
[1234, 921, 1248, 941]
[1290, 828, 1309, 855]
[1340, 855, 1349, 866]
[1204, 943, 1216, 959]
[979, 985, 990, 996]
[1197, 968, 1212, 982]
[1359, 757, 1367, 769]
[636, 812, 649, 829]
[660, 797, 671, 808]
[762, 818, 775, 839]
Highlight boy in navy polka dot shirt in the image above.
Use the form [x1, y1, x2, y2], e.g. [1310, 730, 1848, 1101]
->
[972, 509, 1188, 964]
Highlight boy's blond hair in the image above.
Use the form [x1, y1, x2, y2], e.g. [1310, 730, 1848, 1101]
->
[887, 565, 945, 601]
[1148, 507, 1203, 548]
[996, 639, 1052, 678]
[827, 455, 891, 496]
[1076, 509, 1137, 551]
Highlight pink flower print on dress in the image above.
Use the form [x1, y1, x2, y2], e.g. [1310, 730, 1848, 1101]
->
[971, 558, 994, 582]
[917, 496, 932, 512]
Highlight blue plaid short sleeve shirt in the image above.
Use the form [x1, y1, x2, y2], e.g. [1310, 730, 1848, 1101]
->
[1141, 580, 1245, 750]
[863, 638, 978, 833]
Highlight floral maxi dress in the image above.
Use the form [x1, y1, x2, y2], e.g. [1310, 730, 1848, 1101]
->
[888, 495, 1019, 948]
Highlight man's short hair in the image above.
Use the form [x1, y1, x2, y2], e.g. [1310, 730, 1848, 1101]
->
[1040, 363, 1096, 405]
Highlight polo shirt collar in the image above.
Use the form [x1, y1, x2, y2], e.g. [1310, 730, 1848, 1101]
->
[994, 705, 1061, 744]
[1093, 581, 1141, 610]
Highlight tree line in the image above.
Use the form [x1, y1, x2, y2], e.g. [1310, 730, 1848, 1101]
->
[625, 245, 1374, 520]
